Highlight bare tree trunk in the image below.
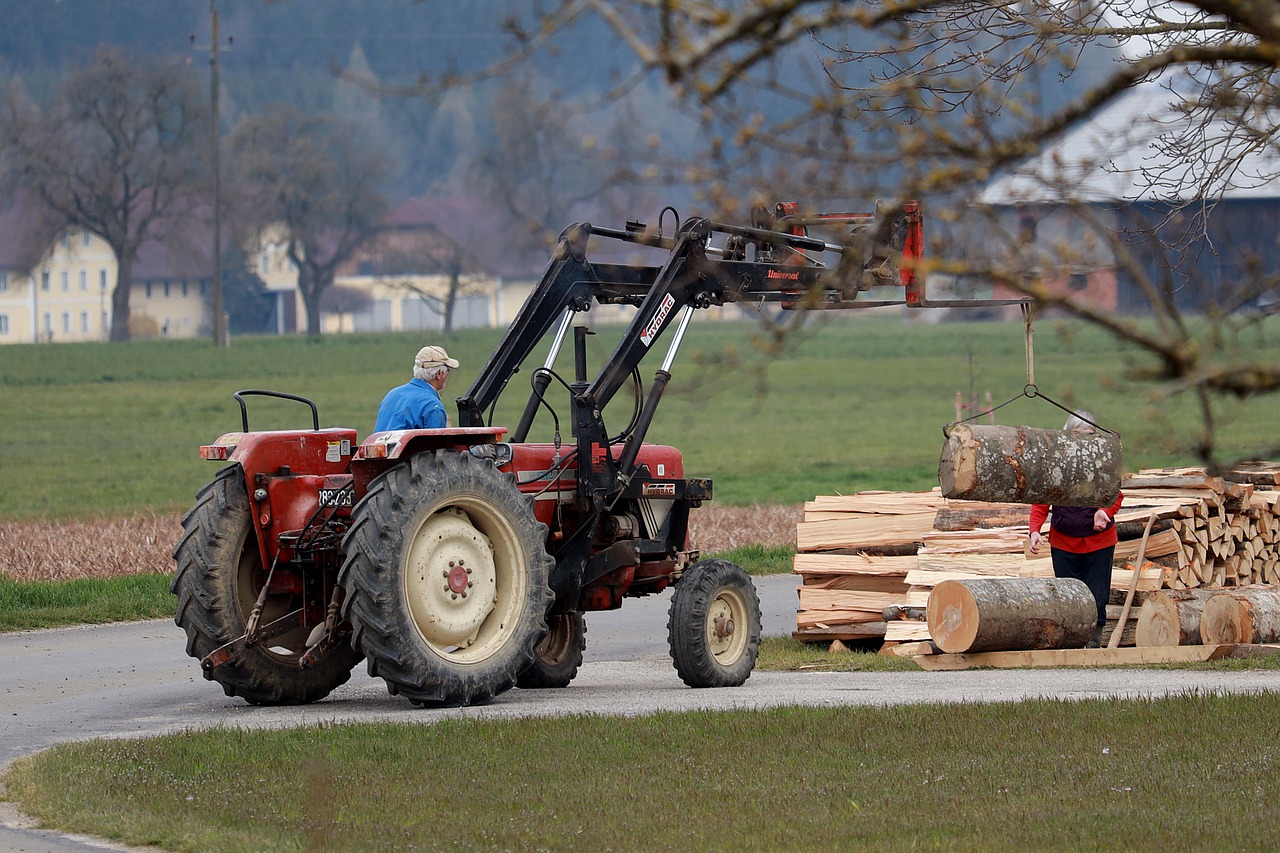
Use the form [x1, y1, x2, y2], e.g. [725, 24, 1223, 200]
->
[110, 251, 134, 342]
[939, 423, 1123, 506]
[926, 577, 1097, 653]
[443, 257, 461, 334]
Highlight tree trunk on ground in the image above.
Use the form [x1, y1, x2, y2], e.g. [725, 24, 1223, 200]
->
[925, 577, 1097, 654]
[1199, 586, 1280, 645]
[938, 423, 1123, 506]
[1134, 588, 1221, 646]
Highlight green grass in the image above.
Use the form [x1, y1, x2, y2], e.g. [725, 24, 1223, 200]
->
[9, 692, 1280, 851]
[0, 573, 174, 631]
[4, 316, 1278, 520]
[756, 636, 920, 671]
[707, 544, 796, 575]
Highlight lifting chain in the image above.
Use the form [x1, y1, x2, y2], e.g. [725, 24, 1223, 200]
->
[942, 303, 1117, 438]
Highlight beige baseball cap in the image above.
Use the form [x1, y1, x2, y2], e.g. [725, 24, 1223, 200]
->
[415, 345, 459, 369]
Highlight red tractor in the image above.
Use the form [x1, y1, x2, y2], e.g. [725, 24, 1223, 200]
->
[173, 201, 954, 706]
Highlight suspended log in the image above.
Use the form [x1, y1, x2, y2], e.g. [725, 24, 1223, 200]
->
[1133, 588, 1221, 647]
[938, 423, 1123, 506]
[1199, 586, 1280, 645]
[925, 577, 1097, 654]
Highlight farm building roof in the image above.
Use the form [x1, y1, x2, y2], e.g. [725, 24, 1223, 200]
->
[980, 79, 1280, 206]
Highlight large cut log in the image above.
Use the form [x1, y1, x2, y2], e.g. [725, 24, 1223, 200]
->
[1199, 586, 1280, 645]
[1133, 588, 1221, 647]
[925, 577, 1097, 654]
[938, 423, 1123, 506]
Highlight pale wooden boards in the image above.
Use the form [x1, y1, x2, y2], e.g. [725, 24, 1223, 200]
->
[793, 464, 1280, 647]
[912, 644, 1234, 670]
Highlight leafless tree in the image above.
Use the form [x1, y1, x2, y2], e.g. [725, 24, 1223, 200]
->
[449, 1, 1280, 465]
[469, 75, 620, 260]
[226, 106, 391, 336]
[0, 48, 208, 342]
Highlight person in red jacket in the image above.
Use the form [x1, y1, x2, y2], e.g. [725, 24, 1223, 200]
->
[1028, 411, 1124, 647]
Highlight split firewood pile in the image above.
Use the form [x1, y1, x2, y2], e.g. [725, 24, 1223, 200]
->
[793, 462, 1280, 650]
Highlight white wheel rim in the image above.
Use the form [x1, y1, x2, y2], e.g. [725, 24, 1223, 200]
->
[706, 587, 749, 665]
[402, 500, 528, 664]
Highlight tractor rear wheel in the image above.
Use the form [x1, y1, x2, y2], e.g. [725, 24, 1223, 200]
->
[667, 558, 761, 688]
[516, 612, 586, 689]
[172, 465, 362, 705]
[340, 450, 554, 706]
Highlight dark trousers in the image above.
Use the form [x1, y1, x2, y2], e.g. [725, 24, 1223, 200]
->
[1050, 545, 1114, 627]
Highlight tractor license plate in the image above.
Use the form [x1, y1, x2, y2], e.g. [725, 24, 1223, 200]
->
[318, 488, 354, 508]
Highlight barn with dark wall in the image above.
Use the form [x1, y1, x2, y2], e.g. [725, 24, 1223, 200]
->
[978, 77, 1280, 316]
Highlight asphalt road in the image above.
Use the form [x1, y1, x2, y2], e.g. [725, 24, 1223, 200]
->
[6, 574, 1280, 852]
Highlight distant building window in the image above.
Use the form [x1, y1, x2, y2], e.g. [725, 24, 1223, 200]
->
[59, 233, 69, 249]
[41, 271, 49, 291]
[163, 281, 171, 298]
[182, 282, 189, 297]
[100, 269, 108, 290]
[80, 311, 89, 332]
[0, 271, 7, 292]
[42, 312, 51, 331]
[82, 231, 91, 247]
[200, 281, 208, 297]
[0, 314, 8, 335]
[62, 312, 70, 333]
[261, 253, 270, 275]
[61, 271, 68, 291]
[1068, 273, 1089, 292]
[79, 271, 87, 291]
[145, 282, 152, 299]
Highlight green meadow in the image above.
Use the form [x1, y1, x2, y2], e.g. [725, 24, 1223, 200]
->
[4, 313, 1275, 521]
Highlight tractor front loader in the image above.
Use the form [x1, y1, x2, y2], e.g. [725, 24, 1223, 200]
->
[173, 200, 1022, 707]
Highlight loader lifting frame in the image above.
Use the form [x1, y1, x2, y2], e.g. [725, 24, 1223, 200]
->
[456, 204, 1028, 580]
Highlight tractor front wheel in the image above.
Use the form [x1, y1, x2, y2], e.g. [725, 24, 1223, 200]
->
[172, 466, 362, 705]
[340, 450, 554, 706]
[517, 612, 586, 689]
[667, 559, 761, 688]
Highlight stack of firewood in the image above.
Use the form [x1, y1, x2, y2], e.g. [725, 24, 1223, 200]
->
[792, 463, 1280, 647]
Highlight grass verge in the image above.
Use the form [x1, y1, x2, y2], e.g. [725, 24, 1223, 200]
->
[0, 573, 173, 632]
[706, 543, 796, 575]
[8, 692, 1280, 851]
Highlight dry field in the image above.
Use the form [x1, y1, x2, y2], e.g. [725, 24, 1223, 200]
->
[0, 504, 800, 582]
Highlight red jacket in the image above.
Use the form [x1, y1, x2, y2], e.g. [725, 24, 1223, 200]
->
[1029, 491, 1124, 554]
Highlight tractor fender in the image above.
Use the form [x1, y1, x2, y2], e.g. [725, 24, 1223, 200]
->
[349, 427, 507, 495]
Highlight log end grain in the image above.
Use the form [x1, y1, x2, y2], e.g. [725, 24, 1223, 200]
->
[1134, 597, 1178, 647]
[925, 579, 979, 654]
[1199, 593, 1248, 645]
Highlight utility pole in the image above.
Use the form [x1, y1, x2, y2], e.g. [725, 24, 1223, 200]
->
[195, 2, 229, 347]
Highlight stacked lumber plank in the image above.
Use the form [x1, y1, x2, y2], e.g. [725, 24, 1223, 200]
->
[793, 462, 1280, 646]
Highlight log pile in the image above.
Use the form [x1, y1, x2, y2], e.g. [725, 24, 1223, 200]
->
[793, 462, 1280, 648]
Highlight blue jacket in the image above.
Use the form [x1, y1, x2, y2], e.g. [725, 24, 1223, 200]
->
[374, 378, 447, 431]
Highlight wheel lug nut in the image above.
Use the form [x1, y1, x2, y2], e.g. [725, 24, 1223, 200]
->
[466, 567, 473, 575]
